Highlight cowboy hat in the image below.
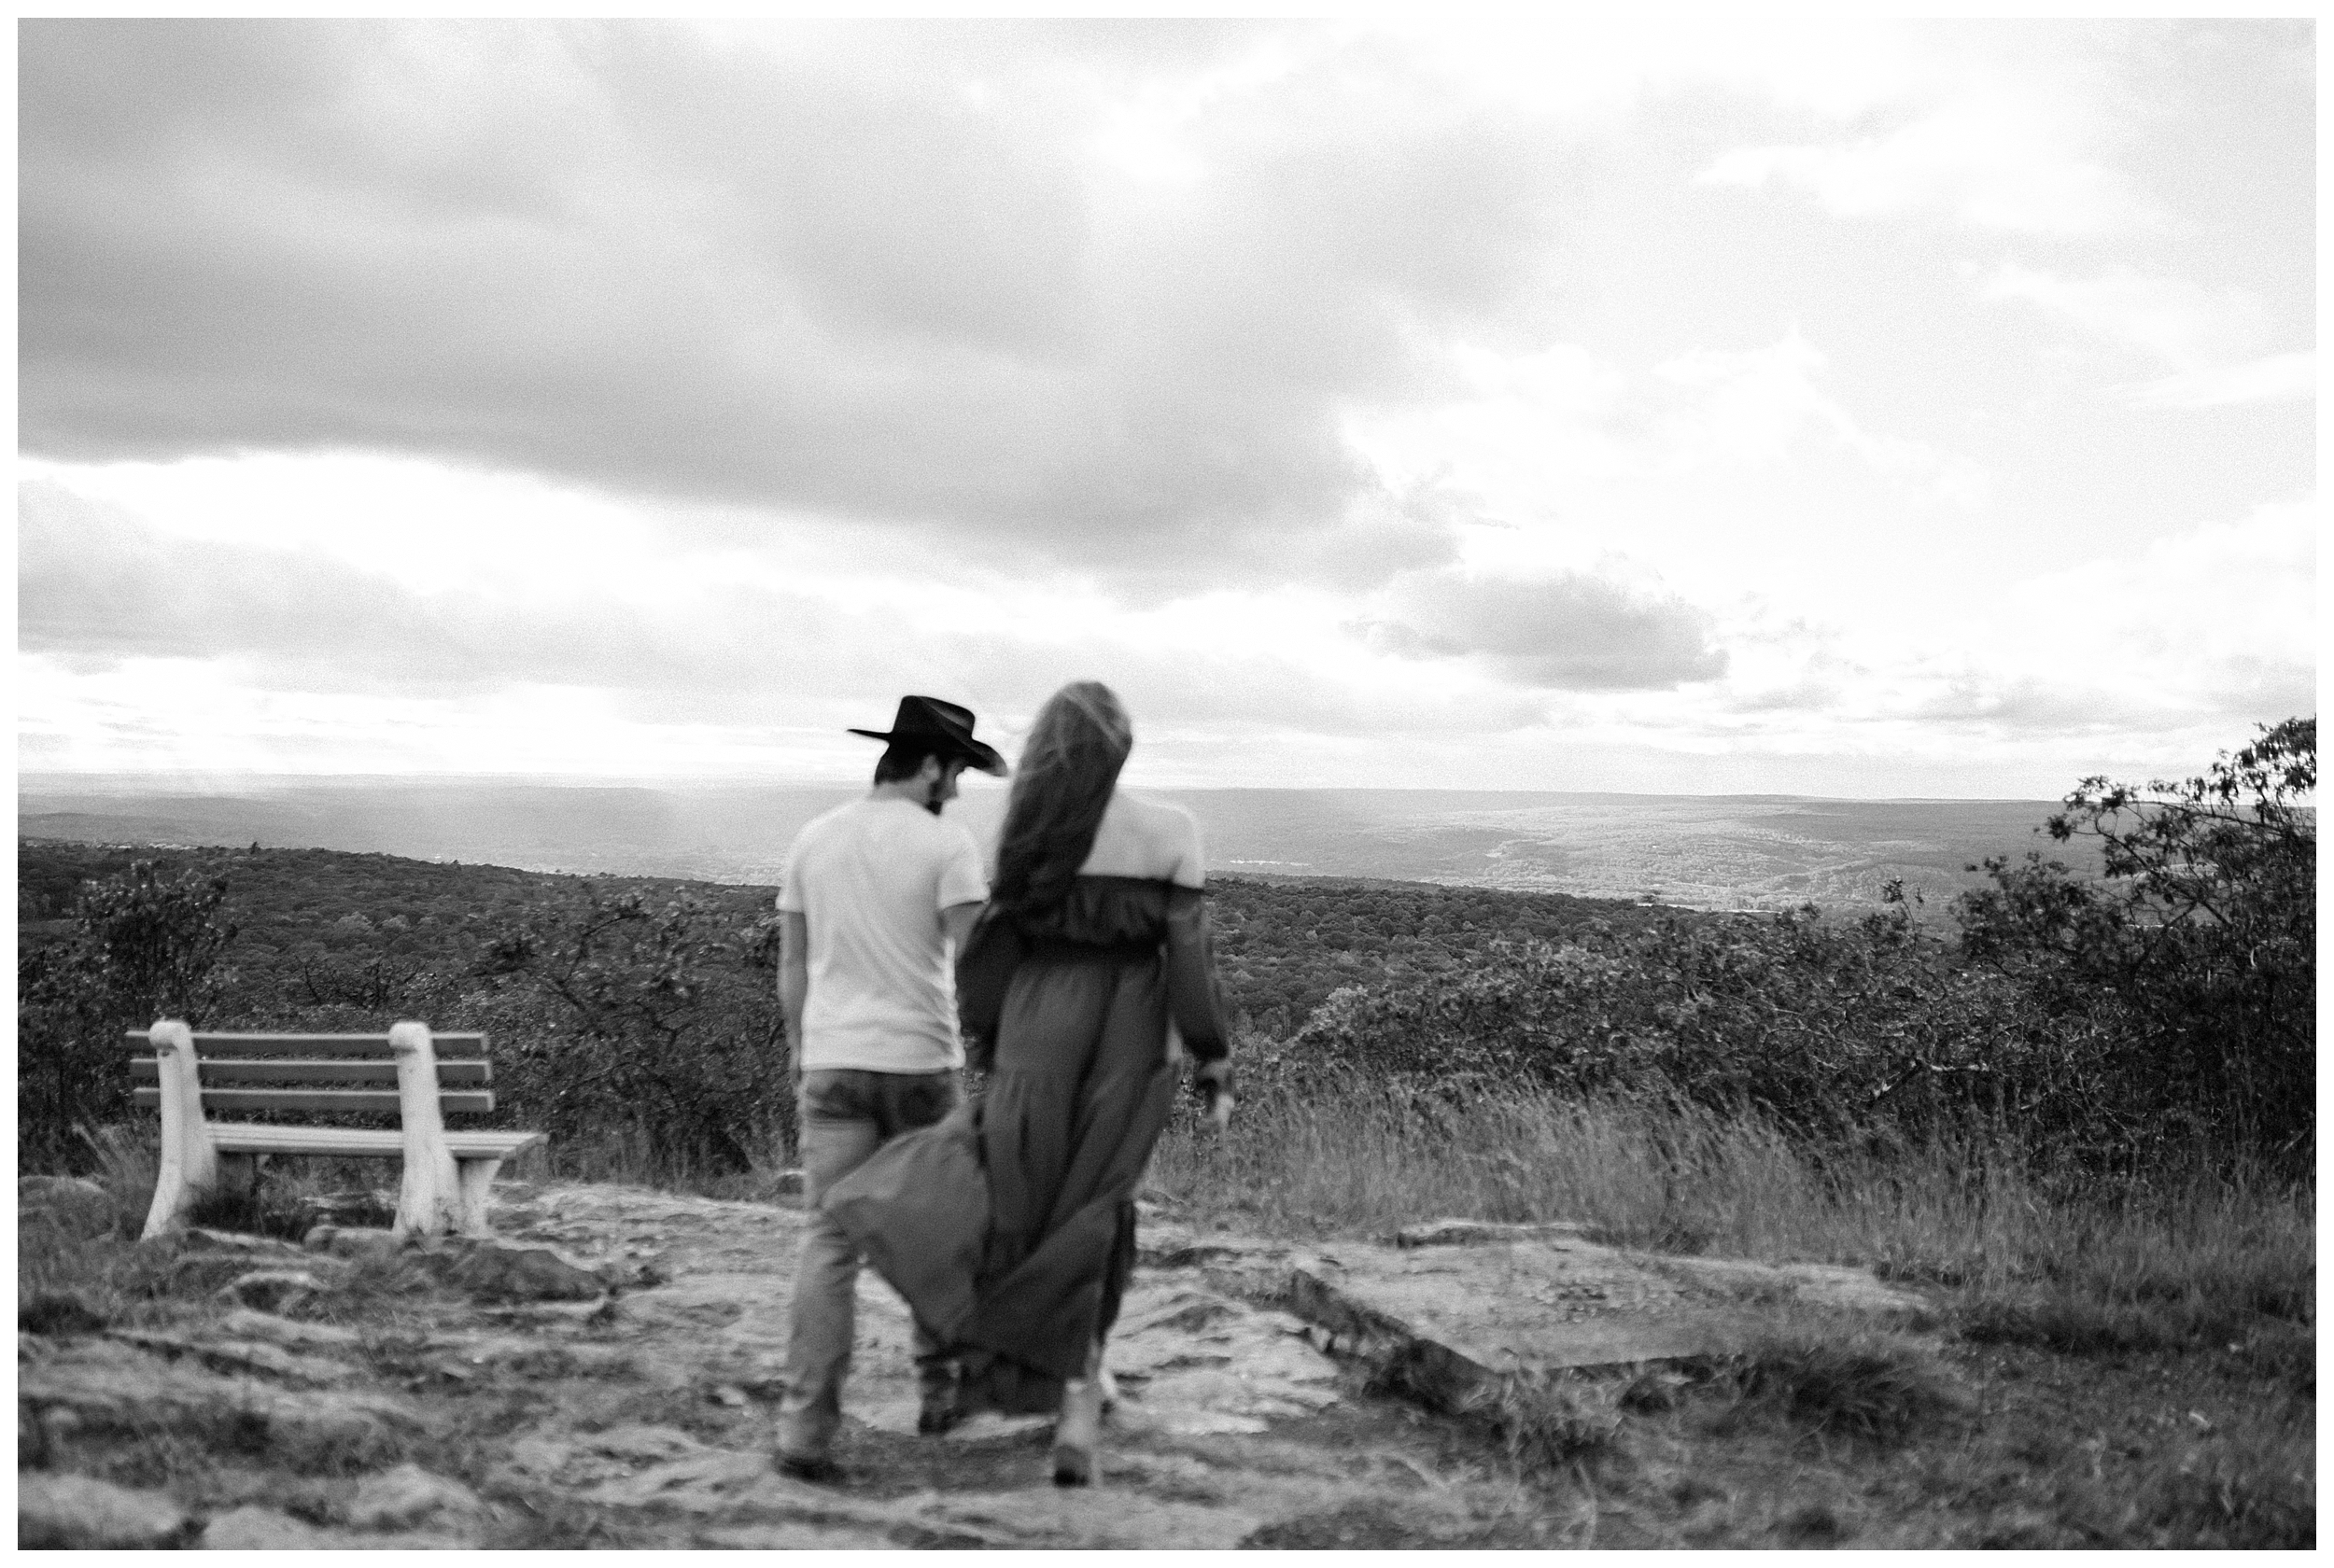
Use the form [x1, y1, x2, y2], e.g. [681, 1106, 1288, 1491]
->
[848, 695, 1009, 777]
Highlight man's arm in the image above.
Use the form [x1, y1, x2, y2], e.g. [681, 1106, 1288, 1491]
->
[939, 900, 982, 954]
[780, 911, 809, 1084]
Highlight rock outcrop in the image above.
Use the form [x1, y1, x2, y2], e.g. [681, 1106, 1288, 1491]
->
[18, 1177, 1940, 1550]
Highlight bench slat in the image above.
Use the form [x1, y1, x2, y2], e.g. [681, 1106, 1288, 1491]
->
[123, 1031, 488, 1059]
[129, 1058, 491, 1086]
[206, 1125, 546, 1159]
[133, 1087, 496, 1116]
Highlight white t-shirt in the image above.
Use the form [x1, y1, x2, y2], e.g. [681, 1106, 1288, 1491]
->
[778, 798, 990, 1072]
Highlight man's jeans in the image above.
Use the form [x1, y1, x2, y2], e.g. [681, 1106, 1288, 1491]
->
[778, 1067, 961, 1462]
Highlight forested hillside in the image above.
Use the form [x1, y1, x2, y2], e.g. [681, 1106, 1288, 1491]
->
[20, 719, 2312, 1184]
[18, 841, 1669, 1042]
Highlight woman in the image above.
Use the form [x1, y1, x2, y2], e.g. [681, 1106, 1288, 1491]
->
[823, 680, 1234, 1486]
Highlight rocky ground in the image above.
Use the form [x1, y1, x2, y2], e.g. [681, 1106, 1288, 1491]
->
[22, 1171, 2288, 1549]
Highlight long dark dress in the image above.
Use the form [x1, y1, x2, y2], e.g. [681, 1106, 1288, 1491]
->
[822, 875, 1230, 1412]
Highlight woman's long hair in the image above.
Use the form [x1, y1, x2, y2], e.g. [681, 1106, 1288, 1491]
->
[991, 681, 1133, 917]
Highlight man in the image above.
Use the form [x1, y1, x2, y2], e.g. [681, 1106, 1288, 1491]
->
[774, 694, 1009, 1482]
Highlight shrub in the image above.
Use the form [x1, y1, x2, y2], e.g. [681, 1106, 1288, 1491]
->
[1276, 720, 2314, 1174]
[1716, 1321, 1964, 1446]
[475, 880, 791, 1178]
[1275, 896, 2134, 1162]
[1956, 717, 2315, 1168]
[17, 861, 240, 1171]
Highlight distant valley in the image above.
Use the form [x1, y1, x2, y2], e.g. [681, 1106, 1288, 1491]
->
[18, 775, 2096, 920]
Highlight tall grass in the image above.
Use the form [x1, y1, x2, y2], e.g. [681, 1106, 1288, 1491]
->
[517, 1115, 798, 1202]
[1149, 1074, 2314, 1349]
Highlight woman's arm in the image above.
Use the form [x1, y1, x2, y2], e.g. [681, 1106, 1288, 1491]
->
[1162, 886, 1230, 1064]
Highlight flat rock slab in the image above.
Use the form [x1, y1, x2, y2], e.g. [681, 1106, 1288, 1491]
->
[1652, 1254, 1934, 1322]
[497, 1183, 801, 1278]
[1392, 1217, 1595, 1249]
[1269, 1234, 1927, 1409]
[1105, 1283, 1342, 1435]
[198, 1505, 471, 1551]
[917, 1484, 1267, 1550]
[19, 1472, 194, 1549]
[20, 1341, 421, 1460]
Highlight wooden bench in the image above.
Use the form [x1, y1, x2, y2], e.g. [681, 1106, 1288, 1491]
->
[130, 1018, 545, 1242]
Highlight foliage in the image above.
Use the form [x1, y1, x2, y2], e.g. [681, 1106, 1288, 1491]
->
[475, 881, 792, 1176]
[1955, 717, 2314, 1165]
[75, 860, 240, 1026]
[1272, 893, 2135, 1162]
[17, 862, 241, 1170]
[1717, 1320, 1963, 1447]
[15, 840, 1666, 1180]
[19, 942, 127, 1174]
[1267, 720, 2314, 1174]
[1206, 876, 1668, 1038]
[16, 844, 791, 1179]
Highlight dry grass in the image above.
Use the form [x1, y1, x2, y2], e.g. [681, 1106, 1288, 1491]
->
[1455, 1372, 1627, 1474]
[1711, 1318, 1968, 1445]
[1151, 1076, 2313, 1348]
[1149, 1076, 2313, 1547]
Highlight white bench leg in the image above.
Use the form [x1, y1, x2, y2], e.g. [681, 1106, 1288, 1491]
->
[390, 1021, 461, 1239]
[141, 1020, 218, 1239]
[455, 1158, 504, 1239]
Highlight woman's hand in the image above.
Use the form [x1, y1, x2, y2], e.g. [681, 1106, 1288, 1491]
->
[1192, 1058, 1233, 1134]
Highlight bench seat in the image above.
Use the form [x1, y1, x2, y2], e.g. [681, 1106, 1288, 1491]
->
[208, 1125, 547, 1160]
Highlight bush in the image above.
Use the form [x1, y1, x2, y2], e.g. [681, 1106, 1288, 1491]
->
[1956, 717, 2314, 1168]
[1275, 895, 2134, 1162]
[475, 880, 792, 1179]
[1276, 720, 2314, 1174]
[17, 861, 240, 1171]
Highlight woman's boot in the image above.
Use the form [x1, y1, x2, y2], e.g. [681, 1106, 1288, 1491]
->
[1052, 1342, 1105, 1486]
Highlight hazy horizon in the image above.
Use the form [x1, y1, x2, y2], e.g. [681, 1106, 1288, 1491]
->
[21, 773, 2101, 918]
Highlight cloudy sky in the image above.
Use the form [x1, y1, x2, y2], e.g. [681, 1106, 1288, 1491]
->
[18, 18, 2315, 796]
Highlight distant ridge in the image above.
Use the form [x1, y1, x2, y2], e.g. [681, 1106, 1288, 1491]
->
[19, 776, 2088, 919]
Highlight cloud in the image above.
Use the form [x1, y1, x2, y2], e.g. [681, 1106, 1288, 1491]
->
[1348, 330, 1986, 533]
[1868, 497, 2317, 739]
[1981, 264, 2268, 369]
[1645, 332, 1981, 501]
[18, 19, 1576, 595]
[2125, 351, 2315, 409]
[18, 481, 791, 701]
[2005, 497, 2315, 667]
[1698, 94, 2150, 235]
[1353, 568, 1726, 691]
[18, 479, 1539, 740]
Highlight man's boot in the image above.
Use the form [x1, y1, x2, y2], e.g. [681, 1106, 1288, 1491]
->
[917, 1361, 965, 1436]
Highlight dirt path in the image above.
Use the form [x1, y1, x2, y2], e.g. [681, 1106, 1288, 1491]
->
[20, 1177, 1938, 1549]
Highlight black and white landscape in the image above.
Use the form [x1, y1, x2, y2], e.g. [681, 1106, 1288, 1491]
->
[15, 21, 2313, 1554]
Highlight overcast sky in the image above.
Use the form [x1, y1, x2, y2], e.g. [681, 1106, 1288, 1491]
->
[18, 18, 2315, 796]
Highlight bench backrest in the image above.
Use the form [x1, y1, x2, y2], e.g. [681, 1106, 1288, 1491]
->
[126, 1030, 495, 1119]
